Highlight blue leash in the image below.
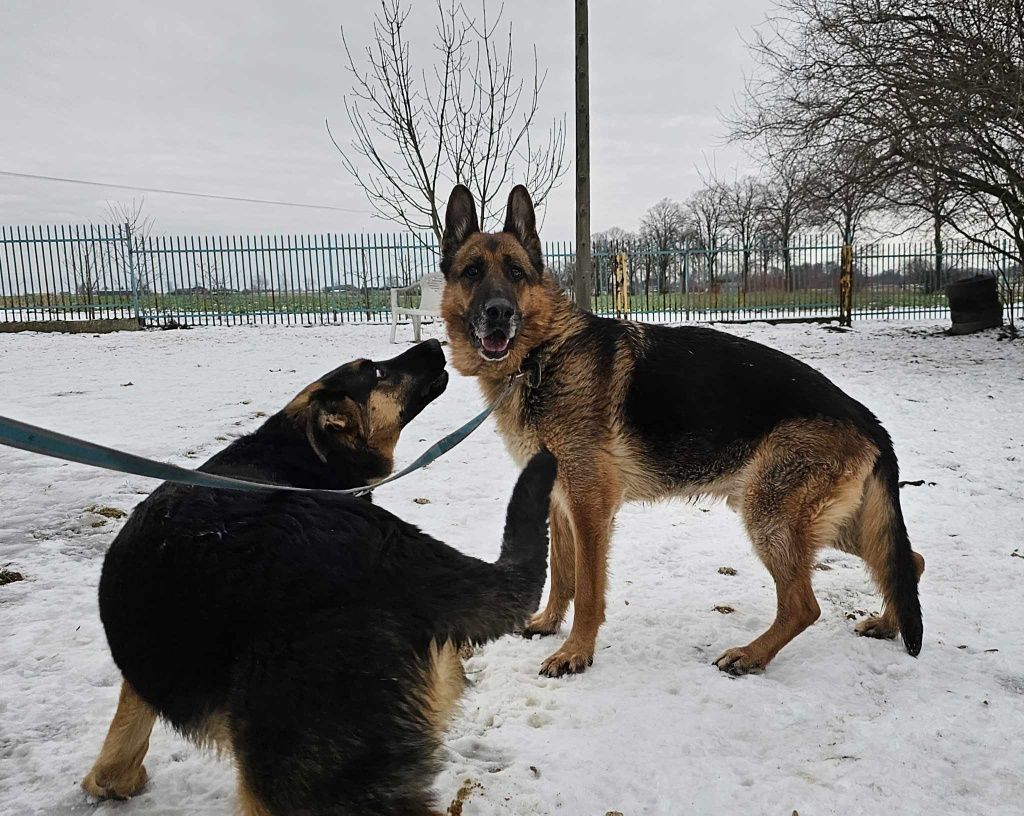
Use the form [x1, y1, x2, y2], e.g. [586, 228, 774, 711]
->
[0, 403, 496, 498]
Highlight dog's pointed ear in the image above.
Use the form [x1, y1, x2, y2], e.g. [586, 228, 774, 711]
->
[503, 185, 543, 273]
[441, 185, 479, 270]
[304, 396, 363, 463]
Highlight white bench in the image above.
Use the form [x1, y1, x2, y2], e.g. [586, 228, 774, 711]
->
[389, 271, 445, 343]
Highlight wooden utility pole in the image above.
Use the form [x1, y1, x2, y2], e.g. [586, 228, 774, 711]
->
[574, 0, 593, 311]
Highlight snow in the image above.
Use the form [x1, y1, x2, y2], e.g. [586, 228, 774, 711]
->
[1, 319, 1022, 816]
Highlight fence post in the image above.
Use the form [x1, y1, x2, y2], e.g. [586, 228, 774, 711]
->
[683, 248, 690, 322]
[125, 221, 142, 326]
[839, 239, 854, 327]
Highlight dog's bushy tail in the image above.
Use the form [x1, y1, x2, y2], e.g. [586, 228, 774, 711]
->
[433, 450, 556, 645]
[867, 451, 923, 656]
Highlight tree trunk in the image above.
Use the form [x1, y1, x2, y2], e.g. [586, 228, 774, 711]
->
[839, 243, 854, 327]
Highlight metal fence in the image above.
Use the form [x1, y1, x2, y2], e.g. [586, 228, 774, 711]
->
[1, 225, 1019, 327]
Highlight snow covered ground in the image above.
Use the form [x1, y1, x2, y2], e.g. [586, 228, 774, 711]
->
[1, 319, 1022, 816]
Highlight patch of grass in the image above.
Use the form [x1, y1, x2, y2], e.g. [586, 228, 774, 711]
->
[85, 505, 127, 519]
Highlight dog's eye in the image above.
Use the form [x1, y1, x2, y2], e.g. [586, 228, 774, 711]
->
[375, 366, 387, 381]
[509, 266, 525, 281]
[462, 265, 481, 279]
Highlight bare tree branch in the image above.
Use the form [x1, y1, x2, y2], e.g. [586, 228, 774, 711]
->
[732, 0, 1024, 277]
[331, 0, 568, 241]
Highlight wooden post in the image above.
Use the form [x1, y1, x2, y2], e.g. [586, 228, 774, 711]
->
[613, 251, 629, 316]
[574, 0, 593, 312]
[839, 242, 854, 326]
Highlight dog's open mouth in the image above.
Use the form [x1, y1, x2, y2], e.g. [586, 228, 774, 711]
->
[482, 331, 511, 356]
[472, 327, 514, 360]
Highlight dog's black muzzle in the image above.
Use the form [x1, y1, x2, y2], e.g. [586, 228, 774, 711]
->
[469, 297, 520, 361]
[385, 339, 448, 422]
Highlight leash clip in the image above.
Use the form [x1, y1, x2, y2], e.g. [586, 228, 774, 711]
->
[510, 356, 543, 390]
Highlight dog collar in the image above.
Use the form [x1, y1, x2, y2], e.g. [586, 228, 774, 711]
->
[510, 348, 544, 389]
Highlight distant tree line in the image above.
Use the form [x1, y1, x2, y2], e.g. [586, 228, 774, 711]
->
[733, 0, 1023, 304]
[591, 0, 1023, 310]
[590, 165, 884, 299]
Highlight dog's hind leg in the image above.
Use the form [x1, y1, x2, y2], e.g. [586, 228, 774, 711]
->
[851, 469, 925, 650]
[523, 503, 575, 637]
[714, 422, 874, 675]
[82, 680, 157, 800]
[714, 526, 820, 676]
[854, 548, 924, 640]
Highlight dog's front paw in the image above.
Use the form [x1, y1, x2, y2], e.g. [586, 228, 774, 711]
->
[713, 647, 767, 676]
[521, 612, 560, 639]
[539, 644, 594, 677]
[81, 764, 148, 800]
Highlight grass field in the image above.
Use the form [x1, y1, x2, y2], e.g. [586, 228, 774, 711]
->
[1, 285, 958, 324]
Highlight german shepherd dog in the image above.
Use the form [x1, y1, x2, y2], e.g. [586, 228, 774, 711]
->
[440, 184, 924, 678]
[82, 339, 557, 816]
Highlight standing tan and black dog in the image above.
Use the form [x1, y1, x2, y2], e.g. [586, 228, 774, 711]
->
[440, 184, 924, 678]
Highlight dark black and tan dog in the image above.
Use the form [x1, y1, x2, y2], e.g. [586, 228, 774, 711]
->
[82, 338, 557, 815]
[440, 184, 924, 678]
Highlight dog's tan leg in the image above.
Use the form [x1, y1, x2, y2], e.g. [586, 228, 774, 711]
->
[714, 541, 820, 675]
[539, 467, 619, 677]
[82, 680, 157, 800]
[855, 540, 926, 639]
[523, 504, 575, 637]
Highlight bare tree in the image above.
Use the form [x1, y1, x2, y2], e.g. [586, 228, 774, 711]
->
[720, 175, 766, 299]
[197, 258, 227, 294]
[332, 0, 568, 241]
[882, 162, 969, 292]
[69, 235, 104, 305]
[105, 199, 155, 295]
[686, 180, 728, 286]
[591, 226, 634, 249]
[639, 198, 689, 294]
[252, 272, 272, 293]
[733, 0, 1024, 318]
[796, 138, 886, 244]
[758, 149, 817, 290]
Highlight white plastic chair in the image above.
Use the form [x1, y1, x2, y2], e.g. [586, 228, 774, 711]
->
[389, 271, 445, 343]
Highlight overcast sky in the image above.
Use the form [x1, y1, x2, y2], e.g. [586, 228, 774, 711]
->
[1, 0, 772, 238]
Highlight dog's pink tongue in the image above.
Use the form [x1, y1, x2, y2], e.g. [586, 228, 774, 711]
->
[482, 332, 510, 354]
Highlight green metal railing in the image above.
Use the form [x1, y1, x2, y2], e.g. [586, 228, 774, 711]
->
[1, 226, 1019, 327]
